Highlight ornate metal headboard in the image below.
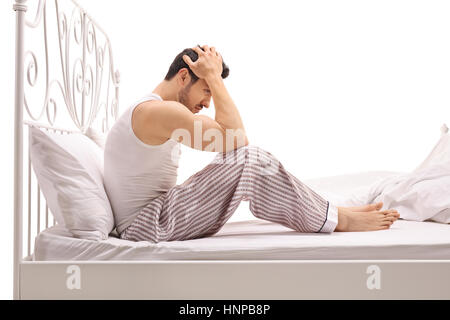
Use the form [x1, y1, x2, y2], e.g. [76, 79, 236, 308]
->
[12, 0, 120, 299]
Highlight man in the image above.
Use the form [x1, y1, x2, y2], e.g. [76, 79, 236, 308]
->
[104, 45, 400, 243]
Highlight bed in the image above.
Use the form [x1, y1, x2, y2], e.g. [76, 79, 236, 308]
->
[13, 0, 450, 300]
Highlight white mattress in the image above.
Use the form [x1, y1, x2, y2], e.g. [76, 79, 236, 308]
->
[32, 170, 450, 261]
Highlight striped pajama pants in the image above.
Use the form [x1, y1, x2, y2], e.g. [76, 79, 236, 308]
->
[120, 145, 339, 243]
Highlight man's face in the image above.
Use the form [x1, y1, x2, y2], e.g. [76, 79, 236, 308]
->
[178, 78, 212, 114]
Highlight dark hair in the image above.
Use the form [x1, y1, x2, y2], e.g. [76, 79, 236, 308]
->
[164, 45, 230, 84]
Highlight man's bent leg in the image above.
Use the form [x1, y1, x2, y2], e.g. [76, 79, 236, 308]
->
[120, 145, 338, 243]
[238, 146, 338, 234]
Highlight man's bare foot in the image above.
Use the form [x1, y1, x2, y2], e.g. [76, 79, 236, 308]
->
[338, 201, 384, 212]
[335, 207, 400, 232]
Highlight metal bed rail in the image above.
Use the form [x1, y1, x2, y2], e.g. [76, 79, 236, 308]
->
[13, 0, 120, 299]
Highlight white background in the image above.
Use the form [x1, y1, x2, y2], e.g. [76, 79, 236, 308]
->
[1, 0, 449, 299]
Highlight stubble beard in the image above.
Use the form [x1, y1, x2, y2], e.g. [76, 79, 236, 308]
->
[179, 84, 194, 113]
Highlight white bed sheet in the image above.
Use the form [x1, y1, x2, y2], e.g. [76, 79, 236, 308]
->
[33, 218, 450, 260]
[32, 170, 450, 261]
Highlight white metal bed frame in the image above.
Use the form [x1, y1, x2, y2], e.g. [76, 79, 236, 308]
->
[12, 0, 450, 300]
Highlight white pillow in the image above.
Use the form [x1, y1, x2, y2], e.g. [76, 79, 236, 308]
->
[29, 127, 114, 240]
[84, 126, 106, 150]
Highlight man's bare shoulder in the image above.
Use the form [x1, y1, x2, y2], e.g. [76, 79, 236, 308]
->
[132, 99, 193, 145]
[131, 100, 171, 145]
[135, 99, 189, 118]
[135, 99, 164, 114]
[134, 100, 196, 130]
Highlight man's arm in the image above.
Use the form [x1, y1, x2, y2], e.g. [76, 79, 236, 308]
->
[134, 101, 248, 153]
[183, 45, 249, 150]
[206, 74, 249, 148]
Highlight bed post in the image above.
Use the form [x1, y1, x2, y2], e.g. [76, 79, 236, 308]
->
[13, 0, 27, 300]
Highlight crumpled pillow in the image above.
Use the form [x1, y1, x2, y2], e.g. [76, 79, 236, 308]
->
[362, 125, 450, 223]
[367, 162, 450, 223]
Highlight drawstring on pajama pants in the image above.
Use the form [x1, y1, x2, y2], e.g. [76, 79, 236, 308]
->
[120, 145, 338, 243]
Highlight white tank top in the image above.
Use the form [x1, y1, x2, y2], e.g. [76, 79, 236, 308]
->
[104, 92, 181, 234]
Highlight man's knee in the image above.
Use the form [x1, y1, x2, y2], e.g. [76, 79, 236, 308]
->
[213, 145, 279, 172]
[233, 144, 269, 155]
[242, 145, 281, 176]
[223, 144, 270, 160]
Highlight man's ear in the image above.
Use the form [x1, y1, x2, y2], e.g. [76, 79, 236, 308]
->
[177, 69, 190, 86]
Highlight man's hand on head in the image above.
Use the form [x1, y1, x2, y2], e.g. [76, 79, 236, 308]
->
[182, 45, 223, 81]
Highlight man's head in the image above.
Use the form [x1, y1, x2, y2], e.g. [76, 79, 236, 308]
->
[163, 45, 230, 113]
